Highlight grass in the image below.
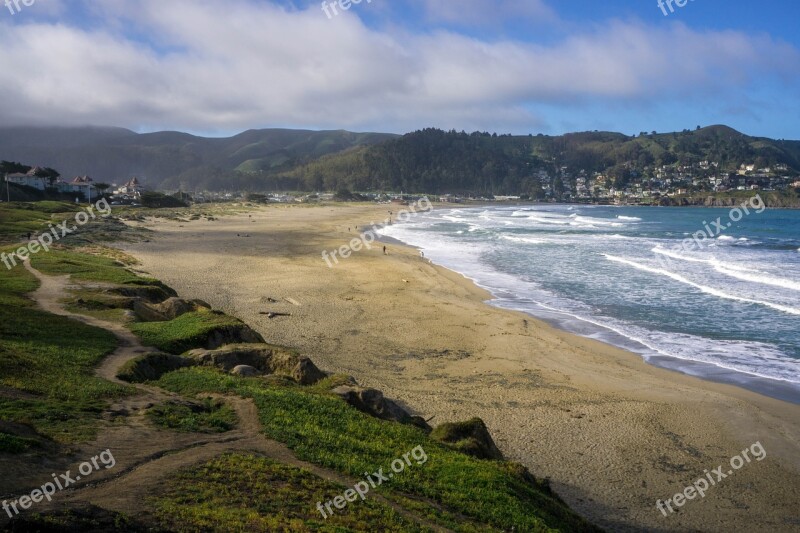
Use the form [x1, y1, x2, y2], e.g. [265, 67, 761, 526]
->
[0, 202, 77, 244]
[31, 248, 160, 286]
[64, 297, 131, 323]
[154, 368, 598, 532]
[130, 309, 254, 354]
[152, 452, 432, 532]
[0, 246, 132, 445]
[0, 431, 39, 454]
[147, 398, 238, 433]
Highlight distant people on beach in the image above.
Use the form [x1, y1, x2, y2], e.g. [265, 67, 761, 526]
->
[383, 246, 387, 255]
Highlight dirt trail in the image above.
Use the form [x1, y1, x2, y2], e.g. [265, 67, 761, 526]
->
[12, 261, 453, 531]
[24, 261, 153, 387]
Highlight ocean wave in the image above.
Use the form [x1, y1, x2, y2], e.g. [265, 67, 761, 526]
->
[714, 263, 800, 292]
[573, 215, 625, 227]
[500, 298, 799, 384]
[652, 247, 755, 271]
[604, 254, 800, 316]
[651, 247, 800, 290]
[617, 215, 642, 221]
[528, 215, 572, 225]
[500, 235, 549, 245]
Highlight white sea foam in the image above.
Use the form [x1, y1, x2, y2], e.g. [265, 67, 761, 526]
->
[605, 254, 800, 316]
[501, 235, 548, 245]
[651, 247, 800, 290]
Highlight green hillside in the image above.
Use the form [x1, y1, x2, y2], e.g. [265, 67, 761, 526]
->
[1, 125, 798, 195]
[276, 126, 800, 195]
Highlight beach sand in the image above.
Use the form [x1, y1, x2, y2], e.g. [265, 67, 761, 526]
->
[121, 204, 800, 532]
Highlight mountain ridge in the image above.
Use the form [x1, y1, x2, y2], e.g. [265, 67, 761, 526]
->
[1, 125, 799, 194]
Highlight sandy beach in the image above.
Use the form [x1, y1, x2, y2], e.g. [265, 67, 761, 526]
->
[121, 204, 800, 532]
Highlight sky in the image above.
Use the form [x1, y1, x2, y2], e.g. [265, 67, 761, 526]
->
[0, 0, 799, 139]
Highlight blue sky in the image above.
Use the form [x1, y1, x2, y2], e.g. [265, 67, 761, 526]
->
[1, 0, 798, 139]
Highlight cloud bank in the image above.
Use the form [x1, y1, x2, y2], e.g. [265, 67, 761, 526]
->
[0, 0, 797, 135]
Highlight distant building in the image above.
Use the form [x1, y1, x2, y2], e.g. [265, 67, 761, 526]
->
[115, 177, 144, 196]
[111, 177, 145, 203]
[438, 195, 461, 203]
[5, 172, 50, 191]
[59, 176, 98, 199]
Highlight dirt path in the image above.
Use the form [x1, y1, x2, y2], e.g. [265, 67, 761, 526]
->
[13, 261, 453, 531]
[24, 261, 154, 387]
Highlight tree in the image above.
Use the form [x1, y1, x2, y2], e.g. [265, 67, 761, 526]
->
[552, 177, 565, 199]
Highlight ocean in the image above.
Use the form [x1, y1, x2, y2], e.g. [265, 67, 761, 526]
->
[377, 202, 800, 403]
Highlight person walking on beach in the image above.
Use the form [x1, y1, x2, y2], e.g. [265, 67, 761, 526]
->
[383, 245, 387, 255]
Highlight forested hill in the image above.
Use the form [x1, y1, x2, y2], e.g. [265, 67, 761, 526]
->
[2, 125, 799, 194]
[277, 126, 800, 195]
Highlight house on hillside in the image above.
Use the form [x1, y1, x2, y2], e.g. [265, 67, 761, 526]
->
[58, 176, 98, 200]
[115, 177, 144, 197]
[5, 172, 50, 191]
[109, 177, 146, 204]
[5, 167, 57, 191]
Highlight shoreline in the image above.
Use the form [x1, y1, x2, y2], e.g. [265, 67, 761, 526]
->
[120, 203, 800, 532]
[373, 229, 800, 405]
[373, 202, 800, 405]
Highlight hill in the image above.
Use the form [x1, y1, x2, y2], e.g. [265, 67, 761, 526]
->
[1, 125, 798, 196]
[278, 126, 800, 195]
[0, 126, 397, 191]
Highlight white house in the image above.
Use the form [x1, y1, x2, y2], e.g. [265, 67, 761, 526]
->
[5, 172, 51, 191]
[115, 177, 144, 197]
[58, 176, 98, 199]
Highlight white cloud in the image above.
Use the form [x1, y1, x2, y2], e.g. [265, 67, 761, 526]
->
[0, 0, 796, 134]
